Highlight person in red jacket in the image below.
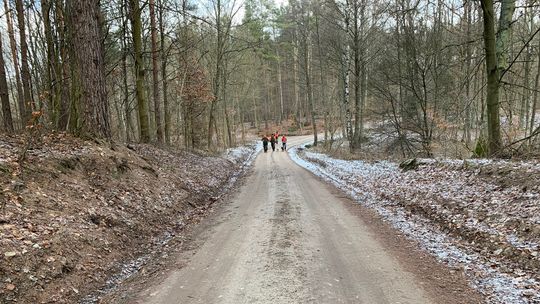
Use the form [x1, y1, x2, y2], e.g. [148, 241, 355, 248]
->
[281, 134, 287, 151]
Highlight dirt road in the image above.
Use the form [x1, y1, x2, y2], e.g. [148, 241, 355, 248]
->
[133, 137, 474, 304]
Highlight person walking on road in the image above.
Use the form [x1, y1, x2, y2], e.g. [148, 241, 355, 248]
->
[281, 134, 287, 151]
[270, 134, 276, 152]
[262, 135, 269, 153]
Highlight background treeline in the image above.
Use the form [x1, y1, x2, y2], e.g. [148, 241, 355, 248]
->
[0, 0, 539, 157]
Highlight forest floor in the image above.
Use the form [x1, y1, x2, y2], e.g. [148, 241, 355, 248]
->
[290, 141, 540, 304]
[0, 133, 258, 303]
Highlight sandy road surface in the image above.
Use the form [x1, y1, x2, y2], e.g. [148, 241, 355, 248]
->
[136, 136, 437, 304]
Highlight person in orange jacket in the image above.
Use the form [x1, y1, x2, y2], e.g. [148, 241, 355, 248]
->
[281, 134, 287, 151]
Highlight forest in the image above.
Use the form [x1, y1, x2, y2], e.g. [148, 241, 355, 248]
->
[0, 0, 539, 157]
[1, 1, 540, 303]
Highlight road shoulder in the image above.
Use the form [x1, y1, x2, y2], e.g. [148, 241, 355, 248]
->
[306, 167, 485, 304]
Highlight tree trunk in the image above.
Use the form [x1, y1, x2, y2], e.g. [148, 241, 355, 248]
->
[42, 0, 59, 127]
[351, 0, 360, 151]
[4, 0, 24, 128]
[69, 0, 111, 138]
[271, 25, 285, 125]
[521, 1, 533, 132]
[150, 0, 163, 143]
[351, 0, 366, 151]
[263, 63, 269, 131]
[252, 88, 258, 129]
[495, 0, 516, 76]
[315, 4, 328, 145]
[463, 0, 472, 144]
[293, 30, 302, 132]
[0, 32, 13, 131]
[121, 0, 133, 141]
[159, 0, 170, 144]
[521, 46, 531, 130]
[239, 95, 246, 143]
[208, 0, 223, 149]
[207, 0, 223, 149]
[55, 1, 70, 130]
[276, 47, 285, 125]
[26, 8, 42, 111]
[129, 0, 150, 142]
[480, 0, 502, 155]
[15, 0, 33, 123]
[302, 18, 317, 146]
[342, 2, 352, 143]
[529, 36, 540, 139]
[222, 66, 232, 147]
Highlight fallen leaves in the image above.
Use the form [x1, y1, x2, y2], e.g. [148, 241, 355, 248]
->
[0, 133, 257, 303]
[4, 251, 17, 258]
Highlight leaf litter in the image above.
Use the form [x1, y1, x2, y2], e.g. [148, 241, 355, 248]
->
[0, 133, 258, 303]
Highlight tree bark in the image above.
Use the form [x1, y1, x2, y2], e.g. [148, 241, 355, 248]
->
[521, 1, 533, 131]
[15, 0, 33, 123]
[298, 0, 317, 145]
[129, 0, 150, 142]
[208, 0, 223, 149]
[0, 32, 14, 131]
[55, 1, 70, 130]
[122, 0, 134, 141]
[463, 0, 472, 144]
[4, 0, 24, 128]
[495, 0, 516, 76]
[150, 0, 163, 143]
[293, 28, 302, 132]
[480, 0, 502, 155]
[276, 46, 285, 125]
[314, 3, 328, 145]
[302, 19, 317, 146]
[529, 35, 540, 139]
[223, 74, 233, 147]
[351, 0, 366, 151]
[342, 1, 352, 143]
[42, 0, 59, 127]
[271, 25, 285, 125]
[69, 0, 111, 138]
[26, 7, 42, 110]
[159, 0, 171, 144]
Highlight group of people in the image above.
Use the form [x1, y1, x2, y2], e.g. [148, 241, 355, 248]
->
[261, 132, 287, 153]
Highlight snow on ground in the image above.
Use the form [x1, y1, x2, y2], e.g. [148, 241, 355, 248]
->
[290, 143, 540, 304]
[221, 142, 261, 190]
[224, 141, 261, 167]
